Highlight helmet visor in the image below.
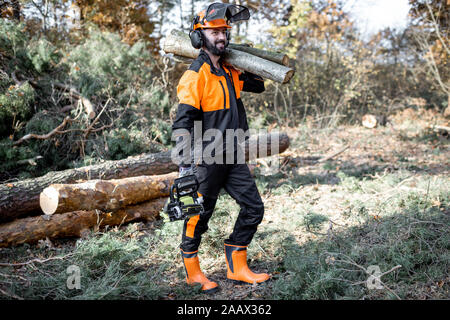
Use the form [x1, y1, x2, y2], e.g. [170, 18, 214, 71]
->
[204, 3, 250, 24]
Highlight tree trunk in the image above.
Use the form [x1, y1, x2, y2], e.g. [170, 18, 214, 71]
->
[11, 0, 21, 20]
[0, 132, 289, 222]
[0, 198, 167, 248]
[163, 29, 295, 84]
[40, 172, 177, 215]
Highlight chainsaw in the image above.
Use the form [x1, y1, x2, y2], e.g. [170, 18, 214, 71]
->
[163, 169, 204, 222]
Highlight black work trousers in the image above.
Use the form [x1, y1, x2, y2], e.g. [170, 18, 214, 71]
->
[180, 163, 264, 253]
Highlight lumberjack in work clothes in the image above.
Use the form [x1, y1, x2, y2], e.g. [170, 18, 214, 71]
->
[171, 2, 270, 293]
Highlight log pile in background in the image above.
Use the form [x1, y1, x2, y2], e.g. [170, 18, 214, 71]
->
[0, 132, 290, 247]
[163, 29, 295, 84]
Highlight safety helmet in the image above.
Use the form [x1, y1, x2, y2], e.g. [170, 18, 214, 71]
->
[190, 2, 250, 49]
[193, 9, 232, 30]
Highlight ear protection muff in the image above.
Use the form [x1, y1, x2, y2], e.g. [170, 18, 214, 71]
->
[189, 29, 203, 49]
[189, 16, 204, 49]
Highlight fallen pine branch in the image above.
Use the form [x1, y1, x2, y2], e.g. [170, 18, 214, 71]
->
[318, 145, 350, 163]
[0, 253, 74, 267]
[0, 287, 23, 300]
[280, 145, 350, 168]
[53, 82, 95, 119]
[83, 98, 111, 139]
[17, 155, 43, 166]
[13, 116, 72, 146]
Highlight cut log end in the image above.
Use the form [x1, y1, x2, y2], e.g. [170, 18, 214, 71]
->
[283, 69, 295, 84]
[362, 114, 377, 128]
[40, 187, 59, 215]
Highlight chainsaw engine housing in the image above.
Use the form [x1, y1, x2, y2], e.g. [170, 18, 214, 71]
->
[164, 174, 204, 221]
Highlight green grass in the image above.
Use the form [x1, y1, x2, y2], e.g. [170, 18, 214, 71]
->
[271, 205, 449, 299]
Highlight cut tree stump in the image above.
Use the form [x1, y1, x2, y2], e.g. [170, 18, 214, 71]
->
[0, 198, 167, 247]
[362, 114, 388, 128]
[40, 172, 177, 215]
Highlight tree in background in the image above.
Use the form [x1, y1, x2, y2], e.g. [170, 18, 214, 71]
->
[409, 0, 449, 110]
[256, 0, 376, 127]
[0, 0, 21, 20]
[72, 0, 156, 48]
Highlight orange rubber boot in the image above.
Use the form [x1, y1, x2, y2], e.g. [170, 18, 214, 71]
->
[181, 249, 219, 294]
[224, 244, 270, 284]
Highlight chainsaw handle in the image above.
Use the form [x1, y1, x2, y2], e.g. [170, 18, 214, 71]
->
[174, 175, 199, 198]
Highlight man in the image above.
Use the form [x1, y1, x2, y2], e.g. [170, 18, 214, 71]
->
[171, 2, 269, 294]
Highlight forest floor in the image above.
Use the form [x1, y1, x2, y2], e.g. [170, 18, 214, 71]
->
[0, 107, 448, 300]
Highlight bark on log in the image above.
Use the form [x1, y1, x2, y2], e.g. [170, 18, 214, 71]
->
[244, 131, 290, 161]
[0, 132, 289, 222]
[0, 198, 167, 248]
[227, 43, 289, 66]
[40, 172, 177, 215]
[163, 29, 295, 84]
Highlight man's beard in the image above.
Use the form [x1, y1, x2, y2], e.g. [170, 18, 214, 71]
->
[204, 35, 227, 57]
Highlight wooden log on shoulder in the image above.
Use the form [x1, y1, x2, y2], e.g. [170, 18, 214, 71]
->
[40, 172, 177, 215]
[0, 132, 289, 222]
[227, 43, 289, 66]
[163, 29, 295, 84]
[0, 198, 167, 248]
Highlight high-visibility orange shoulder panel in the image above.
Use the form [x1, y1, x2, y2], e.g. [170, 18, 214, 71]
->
[177, 70, 204, 110]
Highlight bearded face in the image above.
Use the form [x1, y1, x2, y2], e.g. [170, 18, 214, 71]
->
[202, 29, 229, 57]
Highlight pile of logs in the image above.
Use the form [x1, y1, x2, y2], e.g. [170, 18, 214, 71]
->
[0, 132, 289, 247]
[163, 29, 295, 84]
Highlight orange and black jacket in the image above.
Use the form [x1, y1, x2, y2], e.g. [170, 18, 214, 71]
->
[172, 49, 264, 165]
